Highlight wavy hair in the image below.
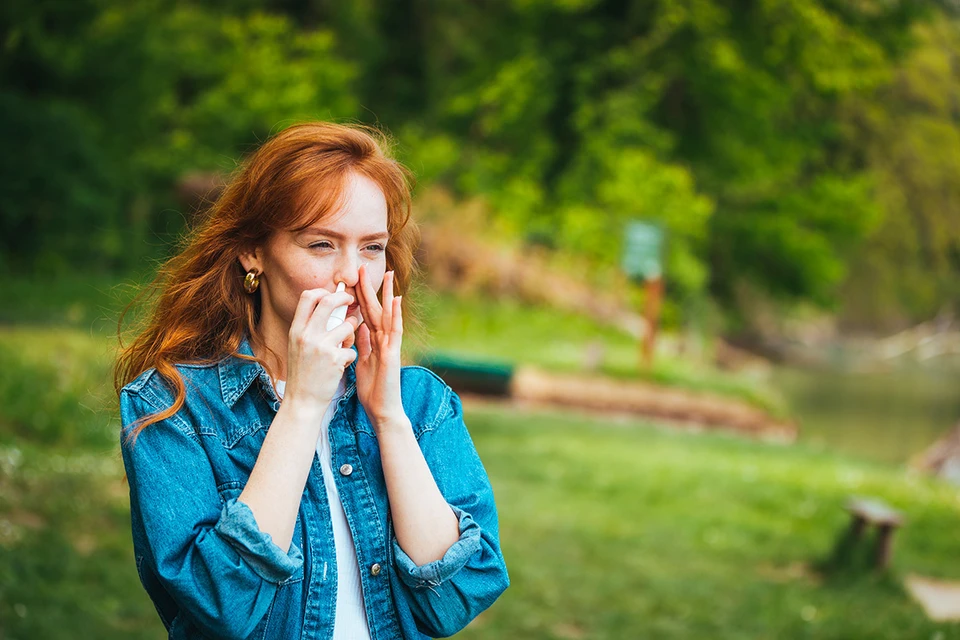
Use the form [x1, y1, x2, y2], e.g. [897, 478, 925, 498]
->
[114, 122, 420, 441]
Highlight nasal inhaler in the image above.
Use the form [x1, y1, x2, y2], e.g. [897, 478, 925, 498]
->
[326, 283, 349, 348]
[326, 282, 348, 332]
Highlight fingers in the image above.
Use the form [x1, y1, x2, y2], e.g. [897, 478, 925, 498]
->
[358, 264, 383, 331]
[315, 291, 355, 327]
[341, 331, 356, 351]
[340, 348, 358, 368]
[328, 315, 360, 347]
[289, 289, 326, 339]
[357, 321, 372, 360]
[394, 296, 403, 335]
[290, 288, 355, 340]
[330, 318, 359, 368]
[340, 316, 360, 351]
[355, 296, 401, 366]
[304, 292, 355, 341]
[382, 270, 394, 333]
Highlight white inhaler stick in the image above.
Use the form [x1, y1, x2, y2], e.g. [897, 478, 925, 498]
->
[326, 282, 348, 346]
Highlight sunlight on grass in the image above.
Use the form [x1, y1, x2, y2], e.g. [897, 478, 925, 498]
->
[460, 404, 960, 639]
[2, 319, 957, 638]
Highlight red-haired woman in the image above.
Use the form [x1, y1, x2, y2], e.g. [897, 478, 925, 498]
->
[115, 123, 509, 639]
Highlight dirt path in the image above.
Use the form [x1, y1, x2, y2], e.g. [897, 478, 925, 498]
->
[459, 365, 797, 442]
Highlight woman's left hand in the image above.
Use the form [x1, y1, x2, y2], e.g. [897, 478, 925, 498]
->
[355, 263, 406, 430]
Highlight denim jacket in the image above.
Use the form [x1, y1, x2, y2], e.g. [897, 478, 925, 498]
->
[118, 338, 509, 639]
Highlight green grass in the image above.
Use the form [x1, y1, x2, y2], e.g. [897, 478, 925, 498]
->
[461, 405, 960, 639]
[2, 327, 959, 638]
[0, 328, 158, 638]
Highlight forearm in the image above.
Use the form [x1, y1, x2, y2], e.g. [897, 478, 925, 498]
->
[378, 416, 460, 566]
[239, 401, 323, 553]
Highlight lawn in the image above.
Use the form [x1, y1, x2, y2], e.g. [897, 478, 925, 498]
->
[462, 403, 960, 639]
[1, 327, 959, 638]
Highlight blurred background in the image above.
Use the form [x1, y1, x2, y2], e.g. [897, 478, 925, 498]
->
[2, 0, 960, 637]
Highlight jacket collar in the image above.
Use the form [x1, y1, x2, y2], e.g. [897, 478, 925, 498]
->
[217, 335, 358, 408]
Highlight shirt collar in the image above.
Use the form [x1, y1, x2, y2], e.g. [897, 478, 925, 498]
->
[217, 335, 358, 408]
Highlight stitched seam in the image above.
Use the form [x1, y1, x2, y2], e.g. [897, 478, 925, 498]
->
[218, 360, 237, 407]
[127, 389, 200, 444]
[123, 367, 159, 394]
[216, 480, 244, 493]
[175, 361, 218, 370]
[222, 422, 267, 449]
[256, 595, 277, 639]
[400, 366, 454, 439]
[422, 385, 454, 434]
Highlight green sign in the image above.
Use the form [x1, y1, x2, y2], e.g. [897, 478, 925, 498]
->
[622, 221, 664, 281]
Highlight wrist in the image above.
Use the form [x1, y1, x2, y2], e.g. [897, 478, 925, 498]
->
[373, 413, 412, 436]
[280, 396, 327, 426]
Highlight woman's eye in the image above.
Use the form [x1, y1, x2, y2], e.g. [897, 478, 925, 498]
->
[308, 241, 383, 252]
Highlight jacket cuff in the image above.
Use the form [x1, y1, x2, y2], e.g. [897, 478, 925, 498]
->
[393, 505, 482, 590]
[214, 497, 304, 584]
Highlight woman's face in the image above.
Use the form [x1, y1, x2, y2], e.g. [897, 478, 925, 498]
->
[241, 172, 389, 333]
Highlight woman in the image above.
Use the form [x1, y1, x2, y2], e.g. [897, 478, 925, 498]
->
[115, 122, 509, 639]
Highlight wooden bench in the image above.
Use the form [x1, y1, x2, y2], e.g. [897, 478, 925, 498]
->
[844, 497, 904, 570]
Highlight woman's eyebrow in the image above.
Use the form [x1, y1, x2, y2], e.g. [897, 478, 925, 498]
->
[301, 227, 389, 242]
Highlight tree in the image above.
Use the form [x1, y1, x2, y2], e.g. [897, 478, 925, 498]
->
[0, 0, 357, 273]
[839, 17, 960, 331]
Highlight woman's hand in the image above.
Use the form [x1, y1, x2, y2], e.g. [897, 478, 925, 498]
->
[355, 263, 406, 430]
[283, 287, 359, 413]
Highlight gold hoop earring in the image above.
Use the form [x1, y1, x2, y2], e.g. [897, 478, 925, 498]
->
[243, 269, 260, 294]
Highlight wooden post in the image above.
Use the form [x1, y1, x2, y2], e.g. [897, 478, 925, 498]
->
[642, 276, 663, 369]
[876, 523, 896, 570]
[850, 514, 867, 541]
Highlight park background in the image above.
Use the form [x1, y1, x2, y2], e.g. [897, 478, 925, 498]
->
[2, 0, 960, 637]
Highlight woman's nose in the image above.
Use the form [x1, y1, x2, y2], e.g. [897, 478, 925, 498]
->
[334, 251, 361, 288]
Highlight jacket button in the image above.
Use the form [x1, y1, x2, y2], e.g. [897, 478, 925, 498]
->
[339, 463, 353, 476]
[370, 563, 382, 576]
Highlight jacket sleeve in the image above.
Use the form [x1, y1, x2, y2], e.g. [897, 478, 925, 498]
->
[119, 388, 303, 639]
[391, 386, 510, 637]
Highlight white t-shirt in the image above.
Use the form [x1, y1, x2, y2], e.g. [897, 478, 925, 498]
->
[275, 376, 371, 640]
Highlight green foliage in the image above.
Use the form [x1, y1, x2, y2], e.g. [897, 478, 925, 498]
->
[558, 147, 714, 297]
[1, 0, 953, 328]
[119, 6, 358, 176]
[342, 0, 930, 317]
[1, 0, 356, 273]
[839, 19, 960, 330]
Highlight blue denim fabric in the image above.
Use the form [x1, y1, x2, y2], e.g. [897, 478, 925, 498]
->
[119, 338, 509, 639]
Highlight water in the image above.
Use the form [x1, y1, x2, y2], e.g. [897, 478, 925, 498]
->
[772, 366, 960, 465]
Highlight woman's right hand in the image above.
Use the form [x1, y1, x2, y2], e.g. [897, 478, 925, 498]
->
[282, 287, 359, 413]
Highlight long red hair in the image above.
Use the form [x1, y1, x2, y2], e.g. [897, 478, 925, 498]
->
[115, 122, 420, 440]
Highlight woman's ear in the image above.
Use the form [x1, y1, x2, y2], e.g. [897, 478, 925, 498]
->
[239, 247, 263, 274]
